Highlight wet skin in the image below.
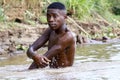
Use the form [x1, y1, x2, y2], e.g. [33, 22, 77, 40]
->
[27, 9, 76, 69]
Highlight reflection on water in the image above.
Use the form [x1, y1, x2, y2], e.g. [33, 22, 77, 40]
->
[0, 53, 30, 66]
[76, 42, 120, 62]
[0, 41, 120, 80]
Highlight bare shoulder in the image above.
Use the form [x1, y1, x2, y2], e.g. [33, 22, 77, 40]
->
[62, 30, 76, 45]
[66, 30, 76, 40]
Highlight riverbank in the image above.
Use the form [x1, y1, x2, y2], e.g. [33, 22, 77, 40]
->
[0, 22, 48, 55]
[0, 21, 120, 56]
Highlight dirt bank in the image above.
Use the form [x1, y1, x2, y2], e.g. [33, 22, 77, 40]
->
[0, 21, 120, 56]
[0, 23, 48, 55]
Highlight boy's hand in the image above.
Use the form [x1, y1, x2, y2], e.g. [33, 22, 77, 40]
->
[32, 54, 51, 68]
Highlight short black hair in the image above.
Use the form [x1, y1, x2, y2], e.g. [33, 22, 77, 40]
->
[47, 2, 66, 10]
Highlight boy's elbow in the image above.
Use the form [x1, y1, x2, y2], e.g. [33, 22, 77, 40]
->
[26, 46, 34, 59]
[55, 45, 63, 52]
[26, 48, 31, 58]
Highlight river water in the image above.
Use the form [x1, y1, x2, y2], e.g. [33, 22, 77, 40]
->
[0, 40, 120, 80]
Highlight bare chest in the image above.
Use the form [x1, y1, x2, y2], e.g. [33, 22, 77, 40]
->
[48, 32, 59, 48]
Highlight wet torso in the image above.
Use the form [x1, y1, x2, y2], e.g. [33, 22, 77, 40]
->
[48, 29, 73, 68]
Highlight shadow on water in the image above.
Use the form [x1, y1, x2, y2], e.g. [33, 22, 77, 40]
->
[0, 40, 120, 80]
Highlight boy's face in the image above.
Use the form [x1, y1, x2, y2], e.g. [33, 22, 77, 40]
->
[47, 9, 66, 30]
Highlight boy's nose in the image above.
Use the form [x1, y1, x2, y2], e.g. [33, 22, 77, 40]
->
[49, 16, 54, 22]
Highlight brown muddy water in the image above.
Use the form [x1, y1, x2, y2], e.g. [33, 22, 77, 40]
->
[0, 40, 120, 80]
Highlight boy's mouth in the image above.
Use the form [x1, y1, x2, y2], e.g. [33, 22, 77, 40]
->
[49, 23, 56, 27]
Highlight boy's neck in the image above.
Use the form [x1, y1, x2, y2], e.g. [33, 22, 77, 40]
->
[55, 24, 67, 34]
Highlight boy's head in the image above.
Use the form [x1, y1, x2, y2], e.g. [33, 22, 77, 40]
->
[47, 2, 66, 10]
[47, 2, 67, 30]
[47, 2, 67, 15]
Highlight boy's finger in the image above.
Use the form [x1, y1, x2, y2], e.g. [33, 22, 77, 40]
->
[41, 58, 47, 64]
[44, 57, 51, 62]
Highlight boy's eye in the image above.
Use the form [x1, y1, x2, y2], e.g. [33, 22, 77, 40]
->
[47, 14, 58, 19]
[54, 14, 58, 17]
[53, 15, 57, 18]
[51, 14, 58, 18]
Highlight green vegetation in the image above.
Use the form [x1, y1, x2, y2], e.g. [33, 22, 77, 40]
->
[0, 7, 6, 22]
[47, 0, 120, 39]
[47, 0, 120, 21]
[0, 0, 120, 22]
[0, 0, 120, 39]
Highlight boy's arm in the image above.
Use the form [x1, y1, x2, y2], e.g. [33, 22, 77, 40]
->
[43, 44, 62, 59]
[26, 28, 52, 67]
[44, 32, 75, 60]
[27, 28, 51, 59]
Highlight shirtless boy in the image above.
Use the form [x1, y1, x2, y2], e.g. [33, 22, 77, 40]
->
[27, 2, 76, 69]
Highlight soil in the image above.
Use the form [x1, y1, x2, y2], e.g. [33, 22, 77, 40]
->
[0, 19, 120, 56]
[0, 22, 48, 55]
[1, 1, 120, 56]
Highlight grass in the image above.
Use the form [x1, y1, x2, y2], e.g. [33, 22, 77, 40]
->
[0, 7, 6, 22]
[0, 0, 120, 39]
